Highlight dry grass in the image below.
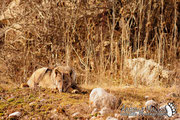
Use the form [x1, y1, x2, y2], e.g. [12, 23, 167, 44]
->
[0, 0, 179, 87]
[0, 0, 179, 118]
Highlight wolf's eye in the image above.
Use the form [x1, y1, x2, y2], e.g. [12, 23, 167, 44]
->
[55, 70, 59, 76]
[62, 74, 65, 79]
[70, 70, 73, 76]
[64, 81, 67, 85]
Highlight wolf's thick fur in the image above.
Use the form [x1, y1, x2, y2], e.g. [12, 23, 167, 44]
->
[27, 66, 76, 92]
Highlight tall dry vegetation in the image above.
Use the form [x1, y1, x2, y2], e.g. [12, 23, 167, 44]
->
[0, 0, 179, 86]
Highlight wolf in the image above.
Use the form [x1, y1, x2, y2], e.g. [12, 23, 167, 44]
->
[27, 66, 77, 92]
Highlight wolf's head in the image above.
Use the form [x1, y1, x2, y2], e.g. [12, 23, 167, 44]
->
[53, 66, 76, 92]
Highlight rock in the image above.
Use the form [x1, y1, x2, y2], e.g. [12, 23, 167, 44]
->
[90, 88, 106, 102]
[125, 58, 171, 85]
[72, 112, 80, 116]
[145, 96, 149, 100]
[29, 102, 36, 107]
[50, 109, 59, 119]
[106, 116, 118, 120]
[89, 88, 121, 110]
[8, 111, 21, 118]
[145, 100, 159, 115]
[90, 116, 96, 120]
[72, 112, 81, 118]
[90, 116, 104, 120]
[51, 109, 58, 114]
[99, 107, 112, 116]
[145, 100, 158, 109]
[114, 113, 120, 118]
[50, 114, 58, 119]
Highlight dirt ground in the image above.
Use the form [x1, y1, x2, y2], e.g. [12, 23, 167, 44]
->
[0, 83, 180, 120]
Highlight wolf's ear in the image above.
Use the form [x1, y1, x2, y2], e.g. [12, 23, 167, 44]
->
[70, 69, 76, 81]
[62, 73, 66, 80]
[55, 69, 58, 75]
[70, 69, 73, 76]
[55, 69, 60, 76]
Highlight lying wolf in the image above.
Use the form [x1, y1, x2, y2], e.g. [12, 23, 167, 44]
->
[27, 66, 78, 92]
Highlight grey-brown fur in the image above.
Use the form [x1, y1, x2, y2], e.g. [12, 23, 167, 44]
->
[27, 66, 76, 92]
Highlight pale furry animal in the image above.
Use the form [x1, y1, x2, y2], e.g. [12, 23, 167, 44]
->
[27, 66, 76, 92]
